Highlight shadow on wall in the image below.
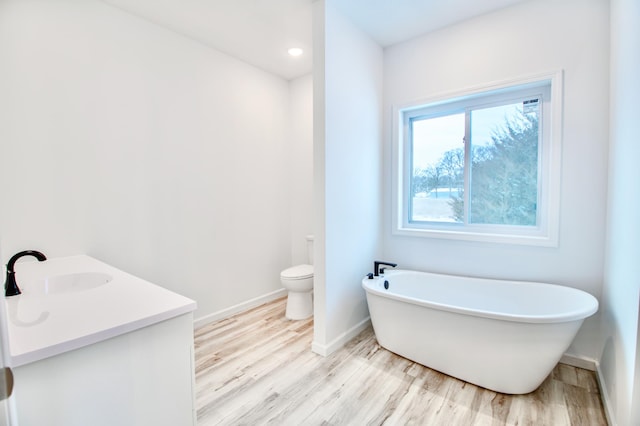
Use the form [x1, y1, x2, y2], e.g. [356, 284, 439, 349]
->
[599, 334, 617, 423]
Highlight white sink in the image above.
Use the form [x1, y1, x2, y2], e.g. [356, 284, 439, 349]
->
[28, 272, 113, 295]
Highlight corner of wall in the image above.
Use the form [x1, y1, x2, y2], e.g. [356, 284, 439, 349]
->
[312, 317, 371, 357]
[596, 360, 618, 426]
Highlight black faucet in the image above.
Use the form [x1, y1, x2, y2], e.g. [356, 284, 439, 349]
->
[373, 261, 397, 277]
[5, 250, 47, 297]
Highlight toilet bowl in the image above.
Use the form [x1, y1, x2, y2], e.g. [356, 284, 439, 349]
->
[281, 235, 314, 320]
[280, 264, 314, 320]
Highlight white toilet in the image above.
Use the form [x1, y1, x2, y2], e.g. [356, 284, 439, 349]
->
[280, 235, 314, 320]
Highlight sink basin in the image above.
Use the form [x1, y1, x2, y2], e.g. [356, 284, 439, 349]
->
[27, 272, 113, 295]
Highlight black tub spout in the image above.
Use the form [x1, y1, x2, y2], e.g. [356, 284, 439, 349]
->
[5, 250, 47, 297]
[374, 261, 397, 277]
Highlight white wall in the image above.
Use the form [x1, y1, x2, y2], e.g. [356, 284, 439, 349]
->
[312, 0, 383, 354]
[383, 0, 609, 361]
[288, 74, 314, 265]
[600, 0, 640, 424]
[0, 0, 293, 320]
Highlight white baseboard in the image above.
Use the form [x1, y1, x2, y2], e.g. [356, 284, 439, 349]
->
[559, 353, 597, 371]
[561, 354, 615, 425]
[595, 361, 616, 426]
[193, 288, 287, 329]
[312, 317, 371, 357]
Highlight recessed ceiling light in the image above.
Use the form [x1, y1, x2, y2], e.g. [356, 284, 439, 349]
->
[288, 47, 303, 57]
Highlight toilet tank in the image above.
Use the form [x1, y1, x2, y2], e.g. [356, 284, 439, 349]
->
[306, 235, 314, 265]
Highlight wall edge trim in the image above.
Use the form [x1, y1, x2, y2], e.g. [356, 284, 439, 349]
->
[595, 361, 617, 426]
[311, 317, 371, 357]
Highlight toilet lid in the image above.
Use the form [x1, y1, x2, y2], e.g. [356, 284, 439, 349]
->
[281, 264, 314, 279]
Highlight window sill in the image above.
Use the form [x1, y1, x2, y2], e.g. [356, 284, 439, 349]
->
[393, 225, 558, 247]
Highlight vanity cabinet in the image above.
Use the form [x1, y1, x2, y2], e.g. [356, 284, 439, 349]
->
[5, 255, 197, 426]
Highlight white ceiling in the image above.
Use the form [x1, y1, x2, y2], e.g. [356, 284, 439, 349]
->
[334, 0, 530, 47]
[103, 0, 529, 80]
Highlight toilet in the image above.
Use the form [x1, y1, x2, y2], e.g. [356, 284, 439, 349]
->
[280, 235, 314, 320]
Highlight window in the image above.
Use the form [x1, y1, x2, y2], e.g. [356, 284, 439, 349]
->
[393, 73, 562, 245]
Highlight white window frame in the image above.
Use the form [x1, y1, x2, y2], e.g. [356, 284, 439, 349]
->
[391, 71, 563, 246]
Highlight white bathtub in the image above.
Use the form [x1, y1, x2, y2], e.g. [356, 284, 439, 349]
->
[362, 269, 598, 394]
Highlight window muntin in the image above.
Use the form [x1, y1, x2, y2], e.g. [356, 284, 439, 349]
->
[394, 74, 561, 245]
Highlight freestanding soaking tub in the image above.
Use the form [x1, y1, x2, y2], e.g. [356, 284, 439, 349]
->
[362, 269, 598, 394]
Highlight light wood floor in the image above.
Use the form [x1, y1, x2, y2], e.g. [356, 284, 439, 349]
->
[195, 297, 607, 425]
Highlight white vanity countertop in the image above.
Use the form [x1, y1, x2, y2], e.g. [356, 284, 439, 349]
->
[5, 255, 197, 367]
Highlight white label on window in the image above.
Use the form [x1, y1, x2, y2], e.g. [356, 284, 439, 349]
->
[523, 98, 539, 114]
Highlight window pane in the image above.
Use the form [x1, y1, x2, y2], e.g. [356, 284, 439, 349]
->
[469, 100, 539, 226]
[410, 113, 465, 223]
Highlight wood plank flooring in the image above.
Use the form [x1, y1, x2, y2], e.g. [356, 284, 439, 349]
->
[195, 297, 607, 425]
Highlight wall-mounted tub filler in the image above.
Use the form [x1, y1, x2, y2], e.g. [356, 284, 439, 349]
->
[5, 250, 47, 297]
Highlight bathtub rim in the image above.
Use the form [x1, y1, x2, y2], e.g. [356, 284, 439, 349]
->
[362, 269, 598, 324]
